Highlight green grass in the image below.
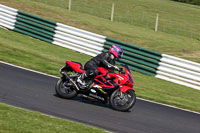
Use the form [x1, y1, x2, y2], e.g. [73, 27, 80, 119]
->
[0, 103, 106, 133]
[0, 28, 92, 76]
[35, 0, 200, 40]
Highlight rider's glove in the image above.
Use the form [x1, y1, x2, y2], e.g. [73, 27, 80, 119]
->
[113, 66, 120, 71]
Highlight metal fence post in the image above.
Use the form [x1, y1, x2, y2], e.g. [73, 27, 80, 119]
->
[111, 3, 115, 21]
[68, 0, 71, 11]
[155, 13, 159, 32]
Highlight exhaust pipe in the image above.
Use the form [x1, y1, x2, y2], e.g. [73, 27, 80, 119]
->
[61, 71, 70, 80]
[60, 71, 80, 91]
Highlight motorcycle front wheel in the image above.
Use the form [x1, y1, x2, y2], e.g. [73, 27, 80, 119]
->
[55, 78, 77, 99]
[110, 89, 136, 112]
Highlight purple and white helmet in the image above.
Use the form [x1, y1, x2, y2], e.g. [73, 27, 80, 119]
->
[109, 45, 123, 59]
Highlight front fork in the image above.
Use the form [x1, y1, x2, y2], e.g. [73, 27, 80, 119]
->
[119, 91, 124, 99]
[116, 89, 129, 105]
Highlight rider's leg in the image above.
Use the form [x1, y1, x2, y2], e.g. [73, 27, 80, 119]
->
[77, 62, 98, 88]
[85, 68, 99, 87]
[77, 72, 88, 86]
[84, 61, 99, 81]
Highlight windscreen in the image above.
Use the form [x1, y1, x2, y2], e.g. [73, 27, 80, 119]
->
[122, 64, 134, 84]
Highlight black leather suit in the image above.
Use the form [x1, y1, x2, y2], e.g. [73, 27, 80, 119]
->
[84, 52, 116, 79]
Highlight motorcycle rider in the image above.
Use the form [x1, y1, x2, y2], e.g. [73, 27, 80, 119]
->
[77, 44, 123, 89]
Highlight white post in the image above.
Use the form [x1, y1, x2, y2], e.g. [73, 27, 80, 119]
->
[155, 13, 159, 32]
[111, 3, 115, 21]
[68, 0, 71, 11]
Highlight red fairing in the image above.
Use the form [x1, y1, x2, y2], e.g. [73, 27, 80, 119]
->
[94, 78, 115, 88]
[124, 67, 134, 84]
[97, 67, 109, 75]
[66, 60, 85, 73]
[106, 66, 135, 93]
[120, 86, 135, 93]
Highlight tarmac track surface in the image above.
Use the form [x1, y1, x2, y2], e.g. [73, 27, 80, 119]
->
[0, 62, 200, 133]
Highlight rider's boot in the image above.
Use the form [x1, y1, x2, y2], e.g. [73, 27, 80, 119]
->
[77, 72, 87, 88]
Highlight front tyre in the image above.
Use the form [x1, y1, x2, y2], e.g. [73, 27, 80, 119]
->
[55, 78, 77, 99]
[110, 89, 136, 112]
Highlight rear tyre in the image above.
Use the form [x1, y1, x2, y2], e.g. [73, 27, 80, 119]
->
[110, 89, 136, 112]
[55, 78, 77, 99]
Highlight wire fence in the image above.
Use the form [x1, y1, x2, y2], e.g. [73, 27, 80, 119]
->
[34, 0, 200, 40]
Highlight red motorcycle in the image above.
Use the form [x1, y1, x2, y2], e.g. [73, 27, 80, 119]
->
[55, 60, 136, 111]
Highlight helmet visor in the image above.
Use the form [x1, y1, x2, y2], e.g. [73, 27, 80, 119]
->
[118, 51, 123, 58]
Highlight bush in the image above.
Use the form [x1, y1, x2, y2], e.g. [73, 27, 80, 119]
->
[172, 0, 200, 5]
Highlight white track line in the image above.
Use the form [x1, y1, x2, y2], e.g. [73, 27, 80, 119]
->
[136, 97, 200, 115]
[0, 61, 58, 79]
[1, 60, 200, 115]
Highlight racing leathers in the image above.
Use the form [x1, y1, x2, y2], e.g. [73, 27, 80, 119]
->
[77, 52, 119, 88]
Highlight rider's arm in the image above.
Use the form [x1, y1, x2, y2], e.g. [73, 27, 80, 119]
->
[99, 53, 114, 68]
[101, 53, 119, 71]
[102, 60, 115, 69]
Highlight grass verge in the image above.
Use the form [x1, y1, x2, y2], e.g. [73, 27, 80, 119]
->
[1, 0, 200, 63]
[0, 103, 106, 133]
[26, 0, 200, 40]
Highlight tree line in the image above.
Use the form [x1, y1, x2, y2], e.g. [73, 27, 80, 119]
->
[172, 0, 200, 5]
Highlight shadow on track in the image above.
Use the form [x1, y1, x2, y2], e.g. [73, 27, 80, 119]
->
[53, 94, 132, 112]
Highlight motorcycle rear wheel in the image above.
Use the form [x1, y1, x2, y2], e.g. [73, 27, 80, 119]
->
[55, 78, 77, 99]
[110, 89, 136, 112]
